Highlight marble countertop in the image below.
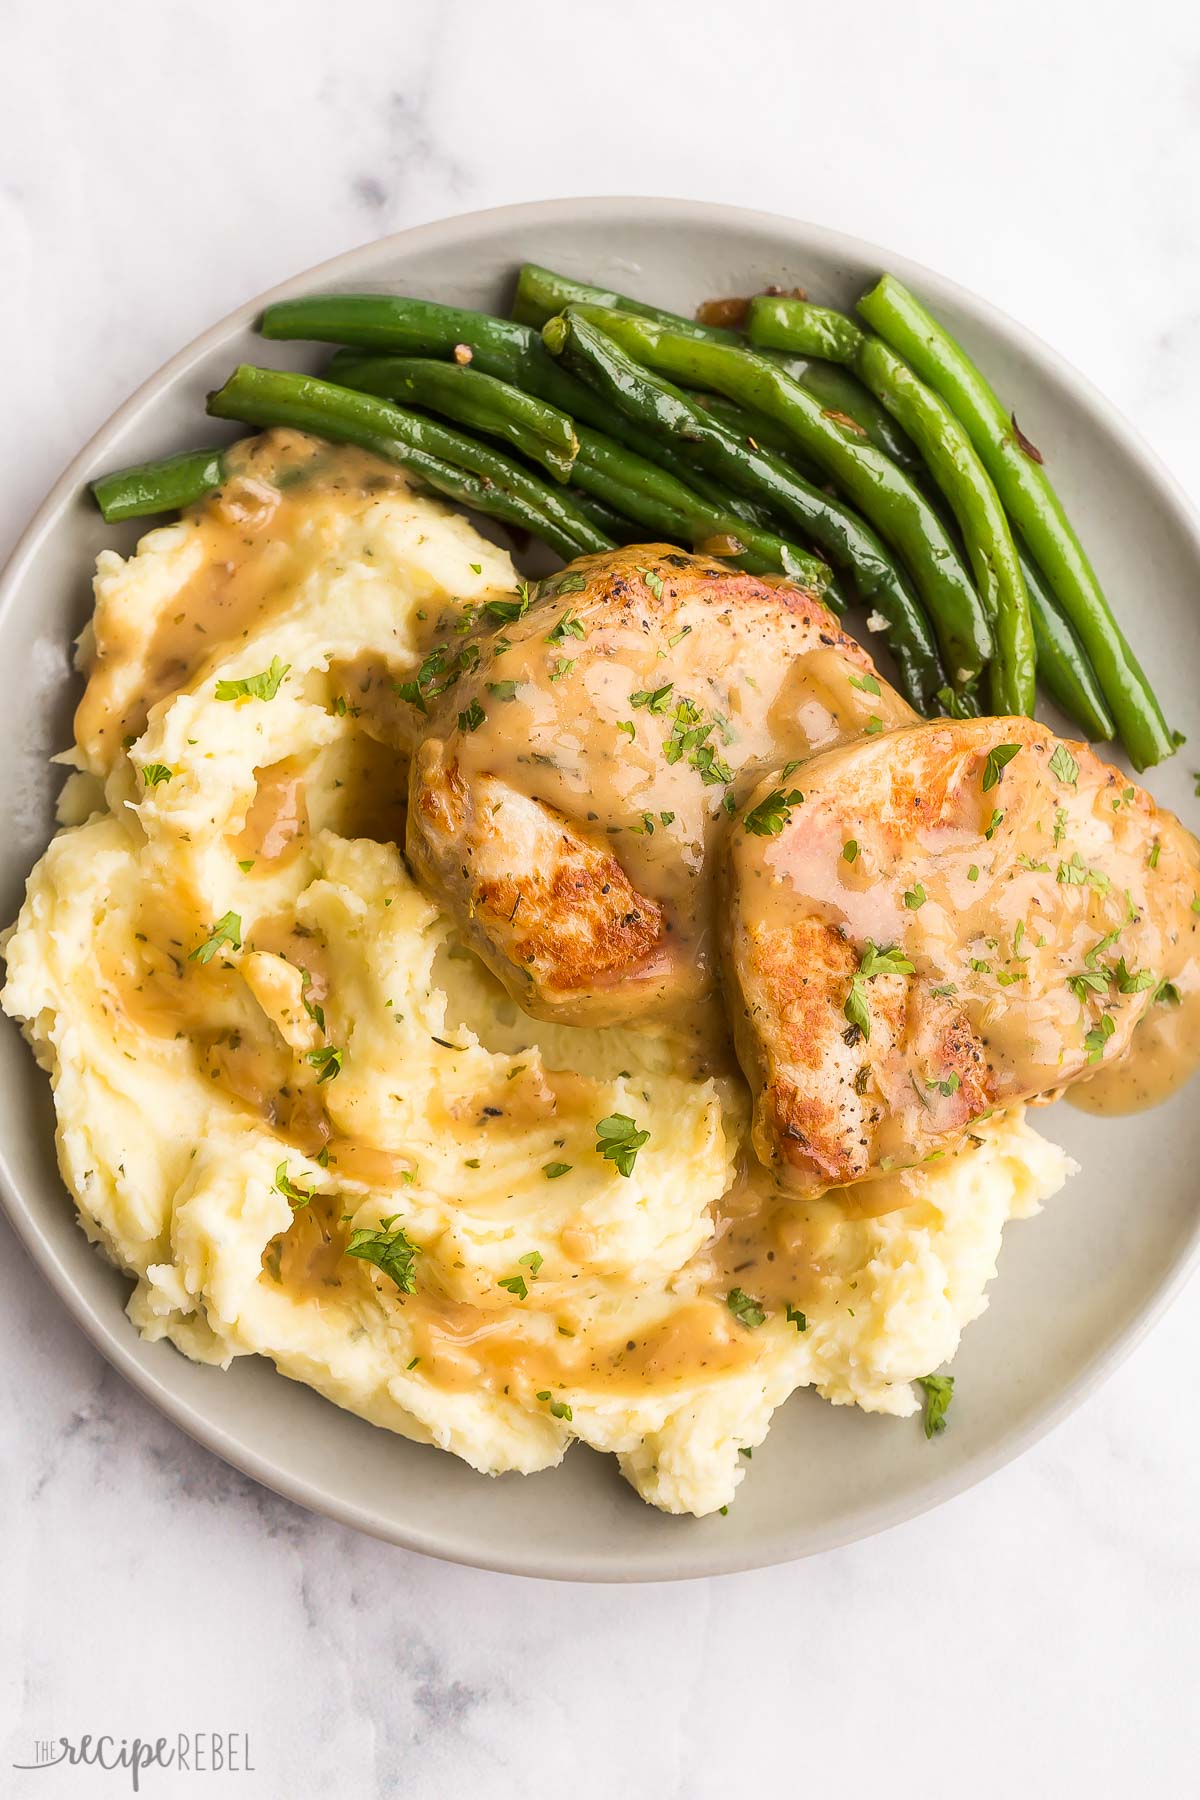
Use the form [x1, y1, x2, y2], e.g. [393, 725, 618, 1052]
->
[3, 1, 1198, 1793]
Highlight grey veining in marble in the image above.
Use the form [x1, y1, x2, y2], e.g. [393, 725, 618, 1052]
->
[2, 1, 1198, 1794]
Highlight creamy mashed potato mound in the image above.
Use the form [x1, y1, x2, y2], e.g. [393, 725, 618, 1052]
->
[1, 434, 1075, 1517]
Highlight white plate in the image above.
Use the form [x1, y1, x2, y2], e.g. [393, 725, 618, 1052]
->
[2, 197, 1198, 1580]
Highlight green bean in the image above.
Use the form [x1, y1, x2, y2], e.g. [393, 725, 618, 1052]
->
[564, 488, 647, 544]
[1020, 549, 1114, 741]
[268, 295, 618, 429]
[323, 354, 578, 482]
[546, 312, 943, 708]
[778, 359, 926, 480]
[857, 274, 1175, 768]
[749, 297, 1035, 717]
[91, 447, 228, 522]
[556, 304, 990, 688]
[569, 424, 832, 594]
[206, 366, 609, 562]
[513, 262, 735, 341]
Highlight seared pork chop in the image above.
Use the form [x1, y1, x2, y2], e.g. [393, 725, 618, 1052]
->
[723, 716, 1200, 1193]
[407, 545, 914, 1026]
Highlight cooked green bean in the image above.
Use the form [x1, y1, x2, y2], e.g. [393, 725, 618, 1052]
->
[1020, 549, 1115, 741]
[555, 304, 990, 688]
[206, 366, 609, 562]
[323, 354, 578, 482]
[513, 262, 735, 341]
[546, 311, 943, 707]
[564, 487, 646, 544]
[91, 448, 228, 522]
[269, 296, 622, 436]
[857, 273, 1174, 768]
[778, 359, 926, 480]
[749, 297, 1035, 716]
[570, 423, 833, 593]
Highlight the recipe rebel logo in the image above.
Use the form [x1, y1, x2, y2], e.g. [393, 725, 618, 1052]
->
[12, 1733, 255, 1790]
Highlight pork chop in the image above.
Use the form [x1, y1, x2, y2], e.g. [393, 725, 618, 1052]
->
[406, 545, 914, 1026]
[722, 715, 1200, 1193]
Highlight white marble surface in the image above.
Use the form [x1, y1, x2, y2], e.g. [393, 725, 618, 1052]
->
[3, 1, 1199, 1793]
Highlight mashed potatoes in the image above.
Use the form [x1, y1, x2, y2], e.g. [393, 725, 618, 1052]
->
[1, 434, 1074, 1516]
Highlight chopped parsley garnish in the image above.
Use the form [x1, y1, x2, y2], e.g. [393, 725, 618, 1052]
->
[238, 859, 255, 873]
[691, 743, 733, 786]
[785, 1303, 808, 1331]
[967, 865, 980, 882]
[300, 968, 325, 1033]
[983, 808, 1003, 840]
[864, 715, 884, 735]
[1053, 805, 1069, 847]
[1084, 1014, 1116, 1064]
[550, 572, 587, 597]
[542, 1162, 572, 1180]
[214, 656, 290, 702]
[189, 910, 242, 964]
[1057, 852, 1088, 885]
[274, 1163, 314, 1208]
[498, 1275, 528, 1300]
[486, 680, 519, 701]
[344, 1214, 419, 1292]
[843, 839, 859, 864]
[917, 1373, 954, 1437]
[518, 1251, 544, 1278]
[726, 1288, 766, 1329]
[595, 1113, 649, 1178]
[394, 640, 478, 712]
[1085, 929, 1122, 967]
[1114, 958, 1156, 994]
[629, 682, 674, 713]
[1067, 969, 1110, 1001]
[535, 1391, 573, 1421]
[981, 742, 1021, 791]
[1017, 854, 1050, 872]
[484, 582, 534, 623]
[547, 606, 586, 643]
[848, 672, 881, 696]
[1148, 841, 1161, 869]
[903, 884, 926, 909]
[668, 625, 692, 647]
[928, 1071, 961, 1097]
[141, 763, 173, 787]
[306, 1044, 344, 1083]
[1048, 743, 1080, 785]
[844, 941, 915, 1040]
[616, 719, 636, 742]
[549, 657, 575, 682]
[639, 566, 665, 600]
[1156, 979, 1182, 1006]
[458, 698, 486, 734]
